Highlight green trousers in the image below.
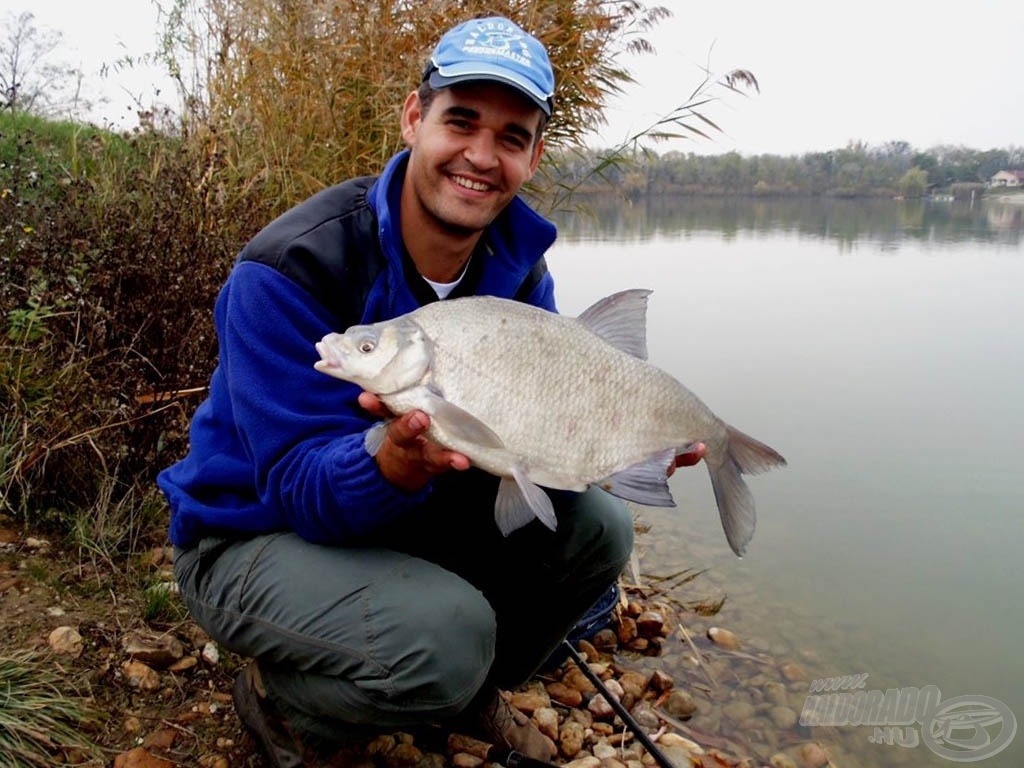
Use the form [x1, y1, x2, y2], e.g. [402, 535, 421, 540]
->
[173, 485, 632, 740]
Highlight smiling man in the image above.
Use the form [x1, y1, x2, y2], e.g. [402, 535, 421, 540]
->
[158, 16, 687, 768]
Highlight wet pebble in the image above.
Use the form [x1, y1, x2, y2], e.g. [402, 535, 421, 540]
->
[798, 742, 828, 768]
[707, 627, 741, 650]
[662, 689, 697, 718]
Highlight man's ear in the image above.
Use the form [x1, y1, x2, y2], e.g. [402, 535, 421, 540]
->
[527, 137, 545, 180]
[401, 91, 422, 146]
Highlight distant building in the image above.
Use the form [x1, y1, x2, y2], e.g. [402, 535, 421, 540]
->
[989, 170, 1024, 187]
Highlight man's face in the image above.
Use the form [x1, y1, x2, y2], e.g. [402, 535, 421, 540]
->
[400, 82, 545, 236]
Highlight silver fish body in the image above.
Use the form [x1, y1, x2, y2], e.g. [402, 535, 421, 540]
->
[315, 289, 786, 556]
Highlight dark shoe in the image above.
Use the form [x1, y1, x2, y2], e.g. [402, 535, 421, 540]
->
[475, 688, 557, 761]
[233, 662, 306, 768]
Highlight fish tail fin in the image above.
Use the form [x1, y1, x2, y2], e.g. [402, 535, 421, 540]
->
[708, 425, 787, 558]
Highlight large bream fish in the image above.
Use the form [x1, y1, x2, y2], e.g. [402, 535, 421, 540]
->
[314, 290, 786, 556]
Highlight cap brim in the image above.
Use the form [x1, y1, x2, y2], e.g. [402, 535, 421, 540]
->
[428, 70, 552, 116]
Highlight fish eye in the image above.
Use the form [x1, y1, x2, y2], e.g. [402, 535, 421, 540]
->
[359, 340, 375, 353]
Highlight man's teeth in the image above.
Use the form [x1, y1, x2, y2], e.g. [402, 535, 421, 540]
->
[453, 175, 489, 192]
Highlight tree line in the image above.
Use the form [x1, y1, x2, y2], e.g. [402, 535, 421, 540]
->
[548, 140, 1024, 199]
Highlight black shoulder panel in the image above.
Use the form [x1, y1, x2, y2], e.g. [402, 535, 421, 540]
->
[238, 177, 385, 330]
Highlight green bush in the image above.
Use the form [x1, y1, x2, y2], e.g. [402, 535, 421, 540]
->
[0, 114, 258, 544]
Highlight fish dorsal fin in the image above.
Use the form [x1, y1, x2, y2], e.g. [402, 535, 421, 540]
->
[597, 448, 677, 507]
[575, 289, 652, 360]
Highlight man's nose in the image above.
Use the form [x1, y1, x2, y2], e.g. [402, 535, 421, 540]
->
[463, 132, 499, 170]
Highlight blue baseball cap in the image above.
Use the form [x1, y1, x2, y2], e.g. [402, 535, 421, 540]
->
[425, 16, 555, 116]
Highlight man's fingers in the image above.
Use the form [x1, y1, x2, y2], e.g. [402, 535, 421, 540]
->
[358, 391, 392, 419]
[386, 410, 430, 447]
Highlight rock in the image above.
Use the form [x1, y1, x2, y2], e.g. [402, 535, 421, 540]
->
[122, 661, 161, 691]
[707, 627, 741, 650]
[563, 667, 598, 695]
[113, 747, 174, 768]
[658, 745, 698, 768]
[593, 742, 618, 759]
[635, 611, 665, 638]
[123, 716, 141, 734]
[25, 536, 51, 551]
[201, 641, 219, 665]
[48, 626, 84, 657]
[648, 670, 674, 693]
[626, 637, 649, 652]
[764, 682, 789, 707]
[547, 681, 584, 707]
[143, 728, 179, 749]
[564, 758, 601, 768]
[798, 742, 828, 768]
[46, 606, 66, 617]
[197, 756, 229, 768]
[600, 758, 628, 768]
[535, 706, 560, 740]
[616, 616, 638, 645]
[603, 678, 624, 699]
[168, 656, 198, 673]
[629, 700, 660, 730]
[780, 663, 808, 682]
[384, 742, 422, 768]
[770, 754, 798, 768]
[618, 671, 648, 699]
[509, 690, 549, 714]
[559, 720, 586, 758]
[578, 639, 601, 661]
[657, 733, 704, 754]
[592, 628, 618, 651]
[722, 700, 755, 722]
[769, 706, 798, 729]
[452, 754, 484, 768]
[663, 690, 697, 719]
[123, 631, 185, 669]
[588, 693, 616, 720]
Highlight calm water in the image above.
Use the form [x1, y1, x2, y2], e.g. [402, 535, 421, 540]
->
[547, 196, 1024, 767]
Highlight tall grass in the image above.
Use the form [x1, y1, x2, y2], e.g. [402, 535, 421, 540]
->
[0, 652, 103, 767]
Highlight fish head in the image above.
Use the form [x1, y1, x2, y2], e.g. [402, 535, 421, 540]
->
[314, 318, 432, 395]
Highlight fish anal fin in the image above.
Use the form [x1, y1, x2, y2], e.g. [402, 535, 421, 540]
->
[597, 448, 677, 507]
[495, 467, 557, 535]
[575, 289, 651, 360]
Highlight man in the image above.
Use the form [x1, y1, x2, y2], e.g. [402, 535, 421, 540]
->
[160, 16, 703, 767]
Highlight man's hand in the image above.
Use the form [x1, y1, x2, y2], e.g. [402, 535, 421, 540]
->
[358, 392, 470, 492]
[669, 442, 706, 476]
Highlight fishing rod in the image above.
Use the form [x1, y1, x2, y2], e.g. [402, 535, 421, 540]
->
[560, 640, 676, 768]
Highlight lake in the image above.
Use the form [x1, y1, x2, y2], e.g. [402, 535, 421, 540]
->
[546, 196, 1023, 767]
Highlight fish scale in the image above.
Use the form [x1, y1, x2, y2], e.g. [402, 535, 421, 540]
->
[315, 289, 787, 556]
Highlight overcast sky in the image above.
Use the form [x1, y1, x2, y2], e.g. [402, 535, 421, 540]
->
[5, 0, 1023, 157]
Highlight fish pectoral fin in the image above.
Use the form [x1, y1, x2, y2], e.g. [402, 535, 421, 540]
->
[494, 467, 558, 535]
[363, 420, 390, 456]
[575, 289, 651, 360]
[597, 448, 677, 507]
[419, 391, 505, 450]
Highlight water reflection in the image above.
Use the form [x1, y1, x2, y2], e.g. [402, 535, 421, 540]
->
[546, 194, 1024, 248]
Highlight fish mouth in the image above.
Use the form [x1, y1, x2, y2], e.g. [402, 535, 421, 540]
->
[315, 340, 347, 370]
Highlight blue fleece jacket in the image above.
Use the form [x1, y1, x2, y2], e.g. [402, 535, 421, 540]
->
[158, 151, 558, 547]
